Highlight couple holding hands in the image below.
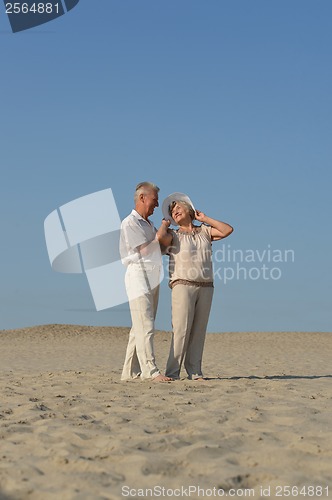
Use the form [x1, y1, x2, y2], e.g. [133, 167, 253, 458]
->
[120, 182, 233, 382]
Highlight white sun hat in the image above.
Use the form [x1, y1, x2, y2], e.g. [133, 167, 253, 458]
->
[162, 192, 196, 226]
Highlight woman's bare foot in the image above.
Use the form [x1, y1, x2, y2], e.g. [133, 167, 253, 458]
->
[153, 374, 173, 382]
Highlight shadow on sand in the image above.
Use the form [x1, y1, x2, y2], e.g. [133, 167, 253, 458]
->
[0, 492, 15, 500]
[205, 374, 332, 381]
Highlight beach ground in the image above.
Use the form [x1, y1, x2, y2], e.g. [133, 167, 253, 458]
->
[0, 326, 331, 499]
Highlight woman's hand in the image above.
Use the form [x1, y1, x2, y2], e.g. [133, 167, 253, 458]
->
[195, 210, 206, 222]
[195, 211, 234, 240]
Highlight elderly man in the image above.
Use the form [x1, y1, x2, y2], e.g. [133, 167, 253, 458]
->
[120, 182, 172, 382]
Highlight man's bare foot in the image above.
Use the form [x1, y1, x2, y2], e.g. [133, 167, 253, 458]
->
[192, 377, 206, 381]
[153, 374, 173, 382]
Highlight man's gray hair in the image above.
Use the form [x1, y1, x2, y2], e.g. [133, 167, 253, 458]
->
[134, 182, 160, 203]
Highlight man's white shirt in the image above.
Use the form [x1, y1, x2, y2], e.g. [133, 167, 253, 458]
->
[119, 209, 162, 267]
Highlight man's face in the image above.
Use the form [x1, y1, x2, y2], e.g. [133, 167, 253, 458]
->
[144, 190, 159, 216]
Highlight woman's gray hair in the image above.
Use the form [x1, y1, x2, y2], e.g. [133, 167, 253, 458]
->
[134, 182, 160, 203]
[169, 200, 195, 221]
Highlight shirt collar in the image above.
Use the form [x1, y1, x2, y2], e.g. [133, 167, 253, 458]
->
[131, 209, 153, 226]
[131, 209, 144, 220]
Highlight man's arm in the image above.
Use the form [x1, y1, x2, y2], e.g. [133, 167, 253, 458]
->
[195, 210, 233, 241]
[156, 219, 173, 247]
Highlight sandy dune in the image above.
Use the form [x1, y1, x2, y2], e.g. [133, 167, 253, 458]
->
[0, 325, 331, 499]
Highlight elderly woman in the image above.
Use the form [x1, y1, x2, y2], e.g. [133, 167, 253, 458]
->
[157, 194, 233, 380]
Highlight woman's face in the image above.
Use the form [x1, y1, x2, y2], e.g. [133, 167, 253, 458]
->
[171, 202, 191, 225]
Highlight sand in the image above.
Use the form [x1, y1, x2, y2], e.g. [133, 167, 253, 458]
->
[0, 325, 331, 500]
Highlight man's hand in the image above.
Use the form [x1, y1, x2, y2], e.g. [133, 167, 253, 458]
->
[161, 218, 171, 228]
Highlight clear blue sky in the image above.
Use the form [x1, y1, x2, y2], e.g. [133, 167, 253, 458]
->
[1, 1, 331, 332]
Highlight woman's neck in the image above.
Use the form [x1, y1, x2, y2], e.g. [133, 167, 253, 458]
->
[178, 221, 194, 232]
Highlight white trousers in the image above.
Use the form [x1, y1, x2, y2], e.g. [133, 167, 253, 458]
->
[166, 285, 213, 380]
[121, 263, 161, 380]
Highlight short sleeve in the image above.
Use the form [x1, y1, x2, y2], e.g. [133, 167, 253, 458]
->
[201, 223, 212, 240]
[122, 220, 148, 251]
